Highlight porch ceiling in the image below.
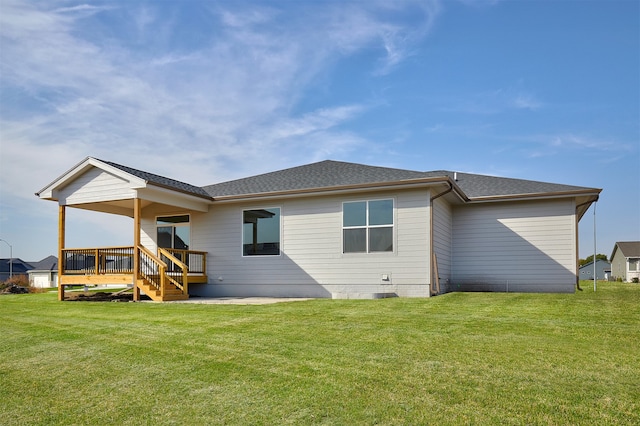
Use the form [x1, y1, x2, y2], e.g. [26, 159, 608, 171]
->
[68, 198, 150, 217]
[68, 197, 209, 217]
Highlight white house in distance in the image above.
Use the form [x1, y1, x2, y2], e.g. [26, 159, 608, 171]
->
[27, 255, 58, 288]
[610, 241, 640, 282]
[36, 157, 601, 301]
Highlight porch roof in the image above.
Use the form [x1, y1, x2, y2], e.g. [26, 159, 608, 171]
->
[35, 157, 212, 215]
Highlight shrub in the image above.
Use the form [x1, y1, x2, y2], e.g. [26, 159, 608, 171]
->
[632, 277, 639, 284]
[0, 275, 32, 293]
[6, 275, 29, 286]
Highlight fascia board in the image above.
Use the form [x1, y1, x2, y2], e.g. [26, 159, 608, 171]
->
[210, 177, 461, 204]
[136, 185, 211, 212]
[466, 188, 602, 204]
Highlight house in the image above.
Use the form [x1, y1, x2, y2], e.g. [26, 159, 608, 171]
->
[1, 256, 59, 287]
[578, 259, 611, 281]
[36, 157, 601, 301]
[27, 255, 59, 288]
[610, 241, 640, 282]
[0, 258, 32, 282]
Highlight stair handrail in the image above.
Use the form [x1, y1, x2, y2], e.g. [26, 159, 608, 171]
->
[138, 245, 167, 298]
[158, 248, 188, 296]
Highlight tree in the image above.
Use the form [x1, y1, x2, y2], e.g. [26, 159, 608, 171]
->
[579, 254, 608, 267]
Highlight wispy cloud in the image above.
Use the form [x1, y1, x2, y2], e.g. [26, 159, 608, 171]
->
[440, 87, 543, 114]
[327, 0, 441, 75]
[0, 0, 438, 202]
[512, 93, 541, 110]
[54, 4, 115, 15]
[547, 133, 632, 152]
[519, 133, 635, 161]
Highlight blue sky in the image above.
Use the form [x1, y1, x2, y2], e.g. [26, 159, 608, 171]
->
[0, 0, 638, 262]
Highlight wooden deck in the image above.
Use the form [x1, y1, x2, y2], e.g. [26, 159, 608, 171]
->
[59, 246, 207, 301]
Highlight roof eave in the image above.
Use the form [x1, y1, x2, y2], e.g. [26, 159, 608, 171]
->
[467, 188, 602, 203]
[210, 176, 461, 202]
[146, 182, 213, 201]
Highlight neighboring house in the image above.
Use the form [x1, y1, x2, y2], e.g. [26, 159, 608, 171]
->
[610, 241, 640, 282]
[0, 257, 31, 282]
[27, 255, 59, 288]
[1, 256, 59, 287]
[578, 259, 611, 281]
[36, 157, 601, 301]
[0, 258, 32, 282]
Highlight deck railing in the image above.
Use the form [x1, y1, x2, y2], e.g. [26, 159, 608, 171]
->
[161, 248, 207, 274]
[61, 246, 206, 299]
[62, 246, 134, 275]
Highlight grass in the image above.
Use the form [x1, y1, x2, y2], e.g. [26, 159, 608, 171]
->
[1, 281, 638, 425]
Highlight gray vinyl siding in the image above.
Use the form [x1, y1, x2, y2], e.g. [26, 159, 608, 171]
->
[610, 251, 626, 281]
[451, 199, 577, 293]
[432, 197, 452, 293]
[192, 189, 431, 298]
[58, 168, 134, 205]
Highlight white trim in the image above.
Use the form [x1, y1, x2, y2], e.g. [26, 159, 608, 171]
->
[37, 157, 146, 200]
[241, 206, 282, 258]
[341, 198, 395, 255]
[155, 214, 191, 250]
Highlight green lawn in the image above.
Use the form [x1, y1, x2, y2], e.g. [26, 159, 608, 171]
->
[1, 282, 638, 425]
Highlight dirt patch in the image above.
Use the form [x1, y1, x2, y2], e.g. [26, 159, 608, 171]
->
[65, 291, 150, 302]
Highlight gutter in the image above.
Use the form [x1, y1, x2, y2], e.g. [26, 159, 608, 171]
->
[210, 176, 461, 203]
[467, 188, 602, 203]
[430, 181, 454, 202]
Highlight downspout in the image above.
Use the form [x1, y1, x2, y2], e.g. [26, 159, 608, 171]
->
[575, 197, 598, 291]
[429, 182, 454, 295]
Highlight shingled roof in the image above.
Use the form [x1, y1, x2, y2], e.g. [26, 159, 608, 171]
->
[202, 160, 598, 200]
[423, 170, 596, 199]
[72, 158, 598, 202]
[202, 160, 430, 197]
[611, 241, 640, 259]
[102, 159, 211, 199]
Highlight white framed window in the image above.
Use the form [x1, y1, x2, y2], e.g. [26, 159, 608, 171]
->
[343, 199, 394, 253]
[629, 258, 639, 272]
[242, 207, 281, 256]
[156, 215, 190, 250]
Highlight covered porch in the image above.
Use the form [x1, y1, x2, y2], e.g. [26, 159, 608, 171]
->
[37, 158, 213, 302]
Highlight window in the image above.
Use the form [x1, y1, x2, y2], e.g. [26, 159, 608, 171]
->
[343, 199, 393, 253]
[156, 215, 190, 250]
[629, 258, 639, 271]
[243, 208, 281, 256]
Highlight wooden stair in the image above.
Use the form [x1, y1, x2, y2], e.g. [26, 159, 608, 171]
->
[137, 278, 188, 302]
